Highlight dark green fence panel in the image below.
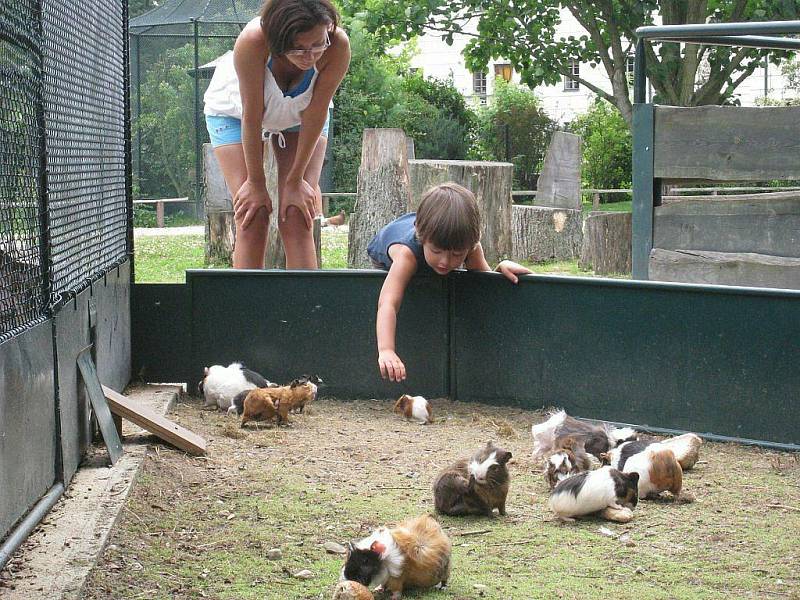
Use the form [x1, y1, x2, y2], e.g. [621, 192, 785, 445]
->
[187, 270, 449, 398]
[0, 321, 56, 537]
[451, 272, 800, 447]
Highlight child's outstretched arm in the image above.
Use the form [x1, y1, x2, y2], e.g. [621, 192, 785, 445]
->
[376, 245, 417, 382]
[465, 242, 532, 284]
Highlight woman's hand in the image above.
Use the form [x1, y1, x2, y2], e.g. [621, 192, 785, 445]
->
[495, 260, 532, 284]
[378, 349, 407, 382]
[280, 178, 318, 229]
[233, 179, 272, 229]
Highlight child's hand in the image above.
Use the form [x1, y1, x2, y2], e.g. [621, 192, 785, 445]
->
[378, 350, 407, 382]
[495, 260, 532, 284]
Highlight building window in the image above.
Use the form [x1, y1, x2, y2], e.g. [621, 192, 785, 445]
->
[494, 63, 512, 82]
[564, 60, 580, 91]
[473, 71, 487, 104]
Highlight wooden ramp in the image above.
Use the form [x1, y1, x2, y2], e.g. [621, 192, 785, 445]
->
[102, 385, 207, 456]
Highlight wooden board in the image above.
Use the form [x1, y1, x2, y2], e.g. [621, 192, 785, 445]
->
[653, 106, 800, 181]
[649, 248, 800, 289]
[654, 195, 800, 257]
[102, 385, 207, 456]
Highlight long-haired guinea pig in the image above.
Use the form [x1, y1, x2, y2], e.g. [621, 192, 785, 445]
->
[532, 409, 637, 461]
[393, 394, 432, 425]
[603, 433, 703, 473]
[622, 446, 683, 500]
[199, 362, 273, 411]
[341, 514, 451, 599]
[232, 387, 292, 428]
[332, 580, 374, 600]
[549, 465, 639, 523]
[543, 436, 595, 489]
[288, 374, 324, 414]
[433, 441, 512, 517]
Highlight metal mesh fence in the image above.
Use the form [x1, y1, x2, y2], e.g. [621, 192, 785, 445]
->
[0, 0, 47, 341]
[1, 0, 130, 341]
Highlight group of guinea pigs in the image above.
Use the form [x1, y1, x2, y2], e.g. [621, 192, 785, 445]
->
[198, 363, 703, 600]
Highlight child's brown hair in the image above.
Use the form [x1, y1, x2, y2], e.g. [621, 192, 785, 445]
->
[415, 182, 481, 251]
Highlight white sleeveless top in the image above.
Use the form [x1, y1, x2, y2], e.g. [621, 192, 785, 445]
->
[203, 50, 329, 145]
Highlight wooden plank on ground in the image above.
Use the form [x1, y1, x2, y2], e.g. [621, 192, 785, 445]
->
[654, 106, 800, 181]
[649, 248, 800, 289]
[653, 195, 800, 257]
[102, 385, 207, 456]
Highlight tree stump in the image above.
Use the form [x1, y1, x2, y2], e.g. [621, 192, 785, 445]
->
[511, 205, 583, 263]
[203, 143, 235, 266]
[579, 211, 632, 275]
[347, 129, 413, 268]
[536, 131, 582, 210]
[408, 159, 513, 265]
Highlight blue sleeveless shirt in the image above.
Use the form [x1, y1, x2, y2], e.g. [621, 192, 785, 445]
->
[367, 213, 432, 273]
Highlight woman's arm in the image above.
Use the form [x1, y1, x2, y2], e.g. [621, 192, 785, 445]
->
[465, 242, 531, 283]
[233, 26, 271, 229]
[376, 245, 417, 382]
[280, 29, 351, 228]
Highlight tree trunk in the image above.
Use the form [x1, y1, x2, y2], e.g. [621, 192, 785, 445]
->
[347, 129, 413, 269]
[511, 205, 583, 263]
[205, 212, 234, 267]
[408, 159, 513, 265]
[579, 211, 632, 275]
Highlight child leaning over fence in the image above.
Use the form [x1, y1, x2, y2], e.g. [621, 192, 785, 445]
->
[368, 182, 532, 382]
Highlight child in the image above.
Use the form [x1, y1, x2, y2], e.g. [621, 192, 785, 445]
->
[368, 182, 532, 382]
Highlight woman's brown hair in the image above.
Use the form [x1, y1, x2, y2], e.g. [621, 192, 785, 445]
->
[415, 182, 481, 251]
[260, 0, 339, 56]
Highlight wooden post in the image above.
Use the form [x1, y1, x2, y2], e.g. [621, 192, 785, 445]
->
[408, 159, 513, 265]
[156, 201, 165, 227]
[592, 192, 600, 209]
[536, 132, 582, 210]
[347, 129, 412, 268]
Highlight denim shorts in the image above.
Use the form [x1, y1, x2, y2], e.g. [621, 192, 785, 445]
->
[205, 109, 332, 148]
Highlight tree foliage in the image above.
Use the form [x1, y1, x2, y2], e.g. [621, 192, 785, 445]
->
[343, 0, 799, 125]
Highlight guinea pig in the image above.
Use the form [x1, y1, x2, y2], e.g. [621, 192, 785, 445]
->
[289, 374, 324, 414]
[532, 409, 637, 461]
[433, 441, 512, 517]
[549, 466, 639, 523]
[199, 362, 274, 411]
[332, 580, 374, 600]
[543, 436, 595, 489]
[603, 433, 703, 473]
[341, 514, 451, 600]
[234, 387, 291, 428]
[623, 446, 683, 500]
[393, 394, 432, 425]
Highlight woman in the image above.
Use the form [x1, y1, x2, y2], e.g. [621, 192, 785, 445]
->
[204, 0, 350, 268]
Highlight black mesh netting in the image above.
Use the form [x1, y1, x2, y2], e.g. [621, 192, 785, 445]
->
[41, 0, 129, 300]
[0, 0, 47, 340]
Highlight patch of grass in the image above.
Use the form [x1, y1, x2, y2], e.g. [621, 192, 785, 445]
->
[321, 229, 348, 269]
[581, 198, 632, 215]
[134, 235, 206, 283]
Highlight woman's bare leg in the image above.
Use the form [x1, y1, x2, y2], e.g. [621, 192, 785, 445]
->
[213, 143, 270, 269]
[272, 133, 327, 269]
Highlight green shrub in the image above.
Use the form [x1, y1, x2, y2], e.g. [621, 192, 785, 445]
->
[133, 205, 156, 227]
[569, 99, 632, 202]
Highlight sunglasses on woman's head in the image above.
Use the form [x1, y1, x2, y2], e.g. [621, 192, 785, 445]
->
[284, 33, 331, 57]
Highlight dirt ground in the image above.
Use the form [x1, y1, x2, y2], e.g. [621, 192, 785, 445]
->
[31, 391, 800, 599]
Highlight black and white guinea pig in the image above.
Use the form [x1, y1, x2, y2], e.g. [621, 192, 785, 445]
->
[532, 409, 637, 461]
[197, 362, 274, 411]
[549, 465, 639, 523]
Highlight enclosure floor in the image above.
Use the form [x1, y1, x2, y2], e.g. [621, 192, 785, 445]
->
[65, 396, 800, 599]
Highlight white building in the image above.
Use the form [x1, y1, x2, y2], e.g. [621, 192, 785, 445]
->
[407, 12, 796, 124]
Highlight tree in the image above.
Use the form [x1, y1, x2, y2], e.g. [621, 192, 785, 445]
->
[343, 0, 799, 125]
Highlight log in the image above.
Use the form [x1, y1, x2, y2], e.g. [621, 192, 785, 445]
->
[653, 195, 800, 258]
[205, 212, 235, 267]
[511, 205, 582, 263]
[348, 129, 413, 268]
[649, 248, 800, 289]
[408, 159, 513, 265]
[579, 212, 632, 275]
[535, 131, 582, 210]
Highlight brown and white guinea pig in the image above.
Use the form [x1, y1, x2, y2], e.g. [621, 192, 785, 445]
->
[532, 409, 637, 461]
[393, 394, 432, 425]
[622, 445, 683, 499]
[332, 580, 374, 600]
[603, 433, 703, 473]
[288, 374, 324, 414]
[341, 514, 451, 600]
[233, 387, 290, 428]
[198, 362, 275, 411]
[543, 436, 595, 489]
[433, 441, 512, 517]
[549, 465, 639, 523]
